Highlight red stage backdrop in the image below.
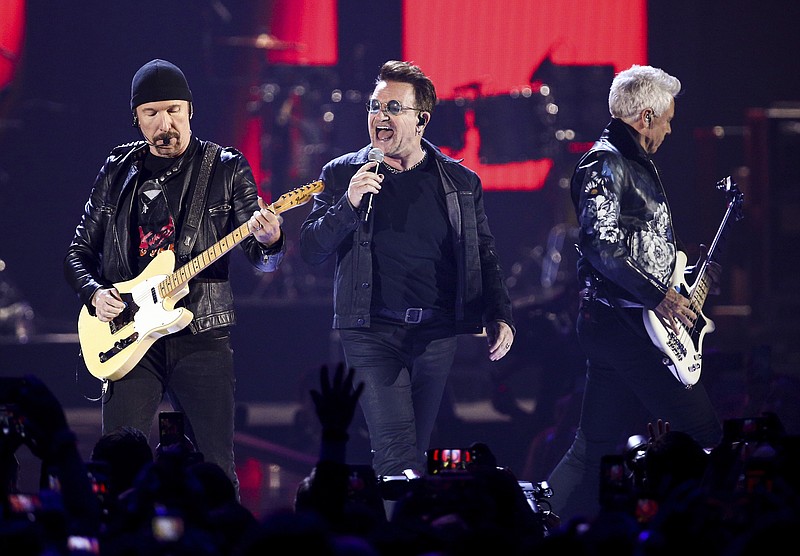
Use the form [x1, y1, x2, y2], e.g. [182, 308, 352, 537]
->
[243, 0, 646, 194]
[403, 0, 647, 190]
[0, 0, 25, 91]
[266, 0, 338, 66]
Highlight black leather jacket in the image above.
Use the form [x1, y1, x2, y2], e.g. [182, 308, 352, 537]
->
[64, 136, 285, 333]
[571, 119, 677, 310]
[299, 139, 514, 335]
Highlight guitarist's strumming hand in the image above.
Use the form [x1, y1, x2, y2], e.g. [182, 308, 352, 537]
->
[249, 197, 283, 247]
[654, 287, 696, 337]
[92, 287, 126, 323]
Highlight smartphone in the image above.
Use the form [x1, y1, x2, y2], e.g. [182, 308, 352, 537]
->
[158, 411, 185, 447]
[0, 378, 26, 442]
[152, 514, 184, 542]
[67, 535, 100, 554]
[7, 492, 41, 514]
[599, 454, 632, 511]
[86, 460, 112, 513]
[426, 448, 474, 474]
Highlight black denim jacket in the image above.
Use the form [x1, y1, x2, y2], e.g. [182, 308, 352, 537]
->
[299, 139, 514, 335]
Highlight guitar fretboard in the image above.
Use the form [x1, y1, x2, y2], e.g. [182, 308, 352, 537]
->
[156, 179, 323, 299]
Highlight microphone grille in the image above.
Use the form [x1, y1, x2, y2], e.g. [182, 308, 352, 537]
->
[368, 147, 384, 163]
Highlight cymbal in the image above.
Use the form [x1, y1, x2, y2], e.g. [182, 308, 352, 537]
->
[218, 33, 305, 51]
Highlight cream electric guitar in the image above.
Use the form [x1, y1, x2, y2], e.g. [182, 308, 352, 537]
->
[78, 180, 324, 381]
[643, 176, 744, 388]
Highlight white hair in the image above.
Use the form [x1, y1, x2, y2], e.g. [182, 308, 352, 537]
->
[608, 65, 681, 123]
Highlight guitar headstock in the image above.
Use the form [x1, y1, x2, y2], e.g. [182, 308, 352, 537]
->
[270, 180, 325, 214]
[715, 176, 745, 221]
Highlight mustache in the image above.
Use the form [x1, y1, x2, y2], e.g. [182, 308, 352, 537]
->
[155, 131, 178, 142]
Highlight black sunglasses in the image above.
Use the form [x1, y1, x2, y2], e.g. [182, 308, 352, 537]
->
[366, 98, 421, 116]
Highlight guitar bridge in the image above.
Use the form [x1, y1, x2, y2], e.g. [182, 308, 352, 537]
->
[108, 296, 138, 334]
[98, 332, 139, 363]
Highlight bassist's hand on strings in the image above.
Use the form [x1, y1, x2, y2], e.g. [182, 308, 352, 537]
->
[654, 287, 696, 336]
[92, 287, 126, 323]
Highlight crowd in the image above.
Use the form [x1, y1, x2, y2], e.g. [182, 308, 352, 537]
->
[1, 370, 798, 555]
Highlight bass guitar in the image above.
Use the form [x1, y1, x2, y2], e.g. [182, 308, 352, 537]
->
[78, 180, 324, 381]
[643, 176, 744, 388]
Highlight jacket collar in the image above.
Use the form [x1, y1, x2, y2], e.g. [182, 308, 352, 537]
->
[601, 118, 651, 164]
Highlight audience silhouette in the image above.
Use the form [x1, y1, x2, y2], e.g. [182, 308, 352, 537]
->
[1, 370, 798, 555]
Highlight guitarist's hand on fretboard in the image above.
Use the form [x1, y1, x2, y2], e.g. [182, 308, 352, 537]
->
[654, 288, 696, 336]
[249, 197, 283, 246]
[92, 287, 125, 323]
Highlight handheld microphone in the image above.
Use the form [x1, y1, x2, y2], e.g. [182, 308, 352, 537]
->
[363, 147, 384, 223]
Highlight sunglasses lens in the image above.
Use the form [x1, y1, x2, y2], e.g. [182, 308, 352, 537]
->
[366, 99, 408, 116]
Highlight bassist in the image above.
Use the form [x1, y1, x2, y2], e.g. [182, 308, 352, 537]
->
[545, 65, 723, 524]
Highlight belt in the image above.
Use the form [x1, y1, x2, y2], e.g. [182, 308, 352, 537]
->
[376, 307, 437, 324]
[582, 288, 643, 309]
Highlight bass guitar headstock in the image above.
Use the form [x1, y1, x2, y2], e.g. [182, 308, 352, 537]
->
[715, 176, 745, 221]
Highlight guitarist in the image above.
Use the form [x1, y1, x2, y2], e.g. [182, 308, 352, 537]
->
[544, 65, 723, 523]
[64, 59, 285, 497]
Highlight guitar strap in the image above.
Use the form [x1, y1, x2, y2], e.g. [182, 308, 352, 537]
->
[177, 141, 220, 264]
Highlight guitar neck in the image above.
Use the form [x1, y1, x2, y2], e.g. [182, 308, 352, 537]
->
[692, 273, 711, 311]
[161, 221, 251, 299]
[689, 183, 743, 311]
[155, 179, 325, 300]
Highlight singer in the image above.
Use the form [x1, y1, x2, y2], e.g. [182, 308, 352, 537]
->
[300, 60, 515, 518]
[64, 59, 286, 498]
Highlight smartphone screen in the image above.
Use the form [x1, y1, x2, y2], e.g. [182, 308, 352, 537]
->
[7, 493, 41, 514]
[426, 448, 473, 474]
[67, 536, 100, 554]
[158, 411, 185, 447]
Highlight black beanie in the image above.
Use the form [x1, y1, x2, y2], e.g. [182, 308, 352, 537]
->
[130, 59, 193, 111]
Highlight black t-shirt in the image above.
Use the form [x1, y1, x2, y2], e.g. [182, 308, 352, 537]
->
[133, 153, 183, 273]
[370, 151, 456, 315]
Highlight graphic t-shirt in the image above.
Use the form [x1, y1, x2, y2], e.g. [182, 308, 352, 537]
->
[135, 154, 179, 273]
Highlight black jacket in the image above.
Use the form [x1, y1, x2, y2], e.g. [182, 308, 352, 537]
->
[571, 118, 677, 310]
[299, 139, 513, 335]
[64, 136, 285, 333]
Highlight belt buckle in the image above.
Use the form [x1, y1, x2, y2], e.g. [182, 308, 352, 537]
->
[404, 308, 423, 324]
